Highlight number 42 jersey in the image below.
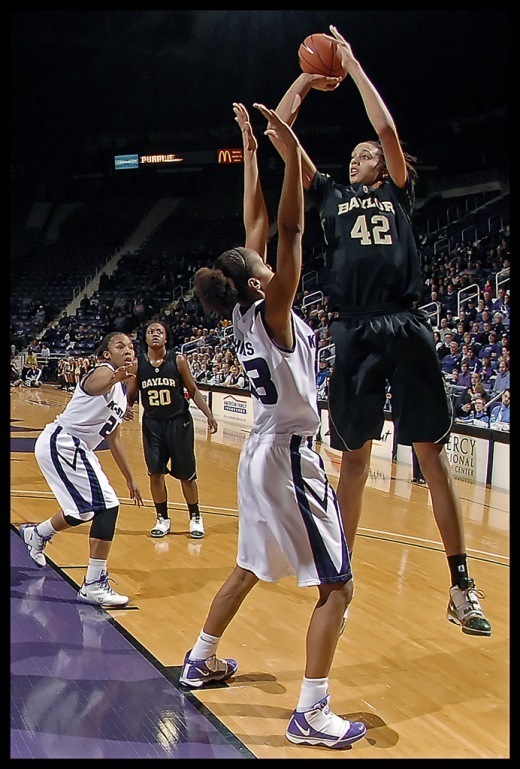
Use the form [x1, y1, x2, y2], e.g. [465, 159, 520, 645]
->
[233, 300, 320, 437]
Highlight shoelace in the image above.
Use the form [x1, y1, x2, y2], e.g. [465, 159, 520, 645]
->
[99, 574, 119, 594]
[466, 585, 486, 608]
[34, 531, 52, 552]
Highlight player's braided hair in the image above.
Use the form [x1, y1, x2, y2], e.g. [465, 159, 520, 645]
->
[368, 139, 418, 184]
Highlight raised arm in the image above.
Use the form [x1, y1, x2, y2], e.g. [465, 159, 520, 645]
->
[233, 102, 269, 260]
[267, 74, 322, 190]
[327, 25, 407, 187]
[254, 104, 303, 348]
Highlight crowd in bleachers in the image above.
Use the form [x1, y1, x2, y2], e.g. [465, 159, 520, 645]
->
[10, 190, 510, 432]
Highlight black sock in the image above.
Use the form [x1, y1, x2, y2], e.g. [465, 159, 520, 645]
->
[188, 502, 200, 518]
[155, 501, 168, 520]
[448, 554, 469, 589]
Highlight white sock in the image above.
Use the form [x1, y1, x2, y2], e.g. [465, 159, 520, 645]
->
[85, 558, 107, 583]
[191, 631, 220, 660]
[297, 676, 329, 711]
[35, 520, 57, 539]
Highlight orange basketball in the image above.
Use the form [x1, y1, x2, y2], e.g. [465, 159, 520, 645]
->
[298, 33, 347, 78]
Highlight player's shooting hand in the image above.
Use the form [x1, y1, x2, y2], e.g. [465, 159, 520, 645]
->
[306, 73, 343, 91]
[327, 25, 356, 75]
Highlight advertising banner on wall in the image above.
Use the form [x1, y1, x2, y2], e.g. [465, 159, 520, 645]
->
[211, 391, 255, 427]
[445, 432, 488, 484]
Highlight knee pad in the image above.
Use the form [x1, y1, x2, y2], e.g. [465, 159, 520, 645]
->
[89, 506, 119, 542]
[63, 510, 94, 526]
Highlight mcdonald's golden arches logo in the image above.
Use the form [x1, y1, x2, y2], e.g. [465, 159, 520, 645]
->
[217, 148, 243, 164]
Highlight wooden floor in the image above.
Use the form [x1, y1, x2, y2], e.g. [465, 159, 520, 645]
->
[10, 384, 510, 759]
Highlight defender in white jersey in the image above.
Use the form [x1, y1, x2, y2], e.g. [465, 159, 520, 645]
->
[20, 332, 144, 608]
[181, 103, 365, 750]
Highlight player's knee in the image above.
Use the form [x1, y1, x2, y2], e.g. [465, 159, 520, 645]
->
[63, 510, 94, 526]
[89, 506, 119, 541]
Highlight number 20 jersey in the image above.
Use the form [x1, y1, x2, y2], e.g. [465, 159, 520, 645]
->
[232, 300, 320, 437]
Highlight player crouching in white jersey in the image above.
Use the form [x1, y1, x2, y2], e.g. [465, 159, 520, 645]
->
[20, 332, 144, 608]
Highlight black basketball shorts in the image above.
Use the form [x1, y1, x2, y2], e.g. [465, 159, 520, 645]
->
[142, 412, 197, 481]
[328, 308, 453, 451]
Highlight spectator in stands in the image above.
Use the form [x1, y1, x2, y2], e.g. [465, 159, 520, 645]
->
[21, 348, 39, 380]
[209, 362, 225, 386]
[223, 363, 246, 388]
[490, 389, 510, 427]
[457, 307, 471, 333]
[10, 355, 23, 387]
[38, 342, 52, 381]
[464, 297, 477, 323]
[433, 330, 443, 356]
[481, 290, 494, 313]
[442, 284, 458, 316]
[40, 322, 59, 347]
[478, 355, 494, 386]
[64, 356, 76, 390]
[448, 368, 461, 388]
[479, 309, 493, 330]
[458, 360, 472, 388]
[490, 360, 510, 396]
[473, 299, 486, 327]
[471, 396, 490, 427]
[24, 362, 43, 388]
[268, 26, 490, 637]
[34, 304, 46, 329]
[453, 321, 466, 344]
[441, 340, 462, 376]
[437, 316, 453, 341]
[55, 358, 68, 389]
[492, 312, 507, 338]
[195, 361, 211, 384]
[492, 287, 507, 314]
[500, 346, 511, 370]
[478, 330, 502, 362]
[464, 346, 481, 374]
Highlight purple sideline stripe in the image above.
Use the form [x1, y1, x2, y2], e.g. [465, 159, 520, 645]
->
[10, 529, 252, 759]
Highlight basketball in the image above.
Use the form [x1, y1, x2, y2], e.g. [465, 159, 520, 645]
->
[298, 33, 347, 78]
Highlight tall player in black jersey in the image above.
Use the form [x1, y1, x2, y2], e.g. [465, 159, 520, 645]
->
[266, 25, 490, 637]
[127, 321, 218, 539]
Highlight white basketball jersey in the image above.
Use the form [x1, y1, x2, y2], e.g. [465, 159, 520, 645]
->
[55, 363, 128, 450]
[232, 301, 320, 436]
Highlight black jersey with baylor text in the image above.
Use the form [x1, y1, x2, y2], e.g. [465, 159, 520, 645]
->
[138, 351, 189, 421]
[309, 173, 423, 314]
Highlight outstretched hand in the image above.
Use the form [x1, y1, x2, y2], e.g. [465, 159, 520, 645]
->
[113, 364, 136, 382]
[233, 102, 257, 152]
[253, 103, 299, 148]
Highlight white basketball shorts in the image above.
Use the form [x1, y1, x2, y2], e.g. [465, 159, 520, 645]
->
[236, 433, 352, 587]
[35, 424, 119, 520]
